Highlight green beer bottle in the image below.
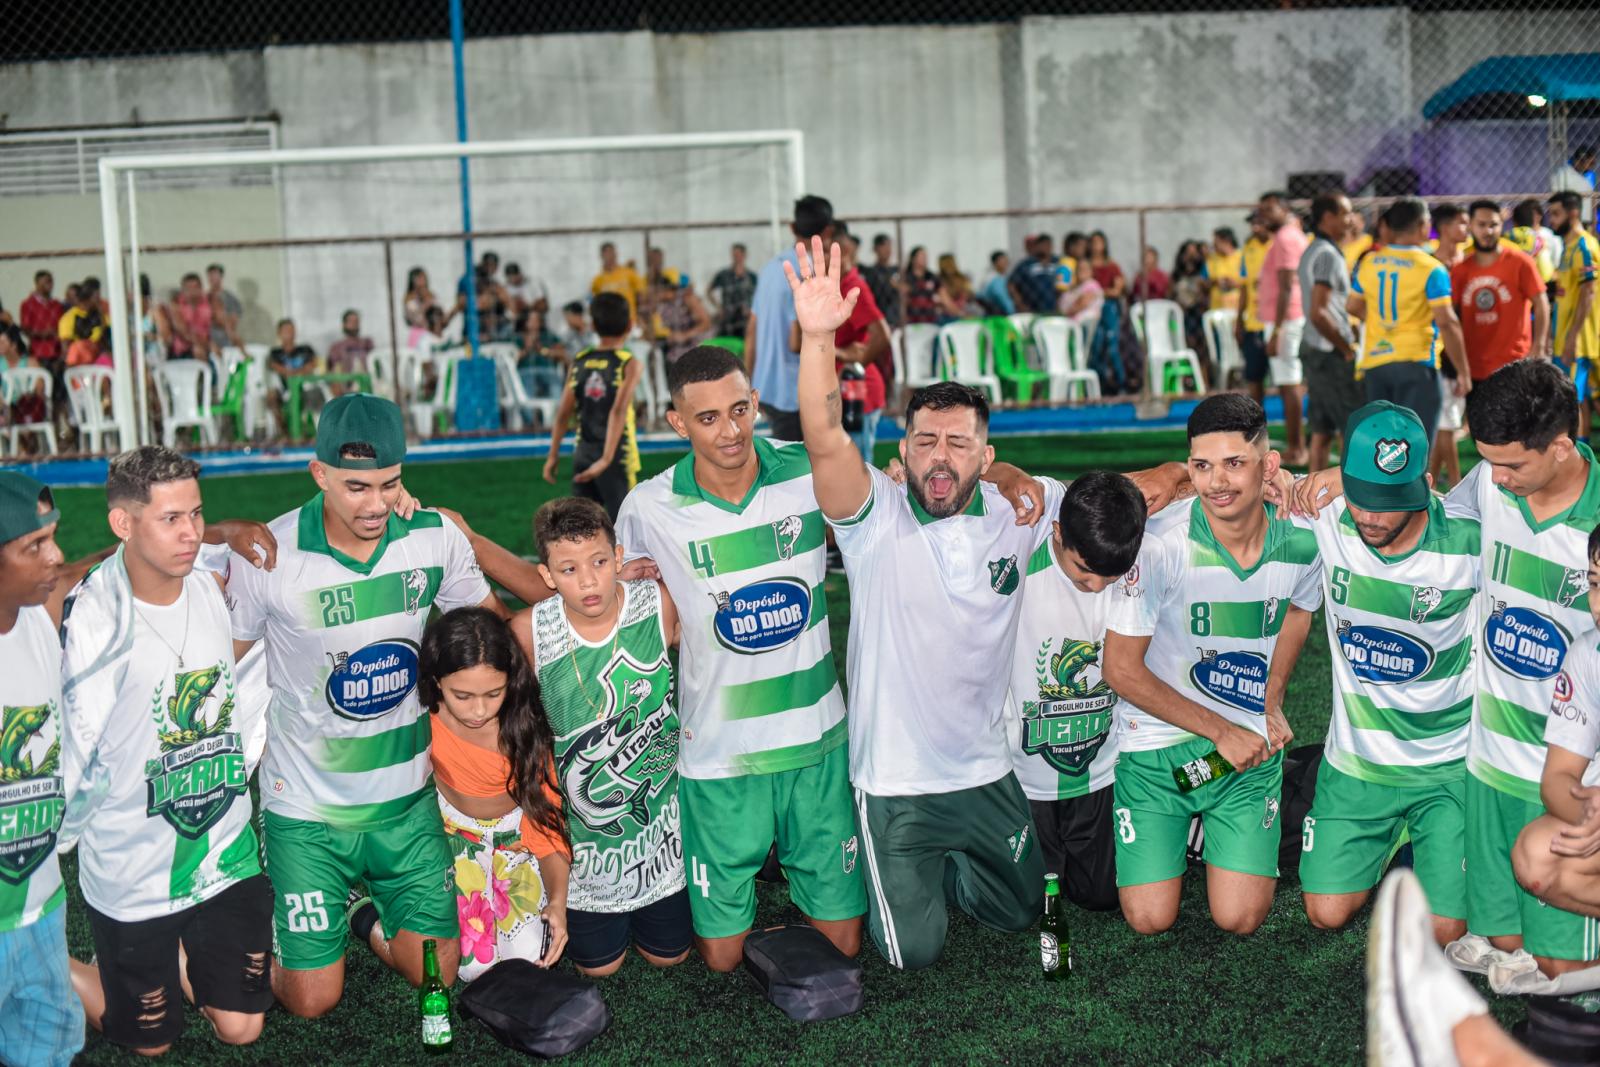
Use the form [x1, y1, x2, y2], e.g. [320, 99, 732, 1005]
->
[1040, 873, 1069, 980]
[419, 938, 453, 1054]
[1173, 748, 1234, 793]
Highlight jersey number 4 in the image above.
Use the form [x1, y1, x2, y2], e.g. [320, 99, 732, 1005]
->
[689, 540, 717, 579]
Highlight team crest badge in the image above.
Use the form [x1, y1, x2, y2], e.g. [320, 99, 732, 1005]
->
[402, 568, 431, 615]
[1560, 567, 1587, 609]
[1374, 438, 1410, 475]
[1262, 796, 1280, 830]
[771, 515, 804, 561]
[145, 664, 247, 839]
[1410, 586, 1443, 624]
[1261, 597, 1282, 637]
[841, 835, 858, 875]
[989, 555, 1020, 596]
[0, 702, 63, 885]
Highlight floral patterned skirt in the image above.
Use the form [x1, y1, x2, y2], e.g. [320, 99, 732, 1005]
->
[437, 793, 549, 982]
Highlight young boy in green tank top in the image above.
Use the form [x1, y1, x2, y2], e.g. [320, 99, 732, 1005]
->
[509, 498, 691, 975]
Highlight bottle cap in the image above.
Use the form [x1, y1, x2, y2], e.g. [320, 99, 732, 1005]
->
[1044, 872, 1060, 894]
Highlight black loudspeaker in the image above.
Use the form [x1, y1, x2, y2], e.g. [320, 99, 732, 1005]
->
[1287, 171, 1347, 199]
[1363, 167, 1422, 198]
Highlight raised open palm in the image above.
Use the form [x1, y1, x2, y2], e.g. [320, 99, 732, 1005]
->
[783, 235, 859, 336]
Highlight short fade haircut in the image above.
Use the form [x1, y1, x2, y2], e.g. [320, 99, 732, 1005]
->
[905, 381, 990, 434]
[1310, 192, 1347, 230]
[1187, 392, 1267, 445]
[1549, 190, 1584, 215]
[732, 242, 746, 254]
[1382, 197, 1430, 236]
[206, 262, 224, 274]
[667, 345, 746, 400]
[35, 269, 52, 282]
[1466, 359, 1579, 451]
[1432, 203, 1465, 225]
[534, 497, 615, 561]
[872, 233, 891, 250]
[589, 291, 631, 338]
[106, 446, 201, 508]
[990, 250, 1007, 267]
[276, 317, 294, 330]
[793, 195, 834, 240]
[1468, 199, 1501, 218]
[181, 272, 201, 285]
[1059, 472, 1148, 579]
[562, 300, 584, 316]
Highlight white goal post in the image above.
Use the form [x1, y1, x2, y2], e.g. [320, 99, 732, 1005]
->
[98, 129, 807, 448]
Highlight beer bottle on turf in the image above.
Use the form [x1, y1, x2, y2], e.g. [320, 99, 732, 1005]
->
[419, 938, 453, 1054]
[1041, 873, 1069, 980]
[1173, 748, 1235, 793]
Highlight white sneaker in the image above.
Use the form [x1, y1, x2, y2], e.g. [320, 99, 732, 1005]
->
[1367, 870, 1487, 1067]
[1444, 932, 1503, 975]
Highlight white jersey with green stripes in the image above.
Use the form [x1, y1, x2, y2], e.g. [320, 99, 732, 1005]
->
[1004, 539, 1123, 800]
[1298, 497, 1480, 787]
[615, 438, 846, 781]
[0, 605, 65, 934]
[1107, 500, 1323, 752]
[532, 579, 684, 913]
[829, 468, 1066, 797]
[227, 498, 490, 828]
[1544, 639, 1600, 785]
[60, 566, 260, 922]
[1445, 452, 1600, 802]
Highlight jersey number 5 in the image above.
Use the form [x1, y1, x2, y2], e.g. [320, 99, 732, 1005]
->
[1329, 566, 1351, 605]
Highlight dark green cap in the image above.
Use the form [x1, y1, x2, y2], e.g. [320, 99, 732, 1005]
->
[0, 471, 59, 547]
[1342, 400, 1430, 512]
[314, 394, 406, 470]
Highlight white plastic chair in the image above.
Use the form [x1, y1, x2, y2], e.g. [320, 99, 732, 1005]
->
[155, 361, 218, 448]
[410, 351, 467, 438]
[935, 321, 1002, 401]
[1203, 309, 1241, 389]
[64, 366, 119, 452]
[1031, 318, 1101, 403]
[491, 350, 557, 431]
[895, 323, 943, 396]
[1132, 300, 1205, 396]
[1007, 312, 1036, 342]
[3, 367, 58, 455]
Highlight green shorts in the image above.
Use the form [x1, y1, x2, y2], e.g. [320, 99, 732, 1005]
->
[678, 742, 864, 939]
[1299, 761, 1466, 917]
[261, 788, 457, 970]
[1466, 773, 1600, 961]
[1112, 737, 1284, 887]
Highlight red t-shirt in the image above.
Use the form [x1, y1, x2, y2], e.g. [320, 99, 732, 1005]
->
[1451, 247, 1544, 380]
[837, 270, 887, 412]
[19, 293, 63, 361]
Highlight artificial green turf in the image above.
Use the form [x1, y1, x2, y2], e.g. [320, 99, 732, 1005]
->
[48, 430, 1520, 1066]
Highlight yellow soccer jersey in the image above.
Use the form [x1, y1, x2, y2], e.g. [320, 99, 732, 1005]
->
[1206, 250, 1242, 311]
[1352, 245, 1452, 376]
[1239, 237, 1270, 331]
[1554, 227, 1600, 360]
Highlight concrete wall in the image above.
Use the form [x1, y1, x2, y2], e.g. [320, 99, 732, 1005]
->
[0, 10, 1587, 353]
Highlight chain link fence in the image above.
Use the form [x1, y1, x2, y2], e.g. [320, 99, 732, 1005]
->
[1, 1, 1597, 451]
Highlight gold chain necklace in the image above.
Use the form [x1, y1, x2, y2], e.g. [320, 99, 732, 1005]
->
[566, 585, 623, 720]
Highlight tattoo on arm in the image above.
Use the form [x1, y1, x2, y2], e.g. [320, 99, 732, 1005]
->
[825, 389, 842, 429]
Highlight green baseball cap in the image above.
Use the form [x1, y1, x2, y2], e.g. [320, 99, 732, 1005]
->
[314, 394, 406, 470]
[0, 471, 59, 547]
[1342, 400, 1431, 512]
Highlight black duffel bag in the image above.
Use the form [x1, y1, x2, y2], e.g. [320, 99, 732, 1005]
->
[457, 959, 610, 1058]
[743, 924, 864, 1022]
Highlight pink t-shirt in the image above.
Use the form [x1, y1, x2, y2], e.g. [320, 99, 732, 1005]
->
[1257, 219, 1308, 324]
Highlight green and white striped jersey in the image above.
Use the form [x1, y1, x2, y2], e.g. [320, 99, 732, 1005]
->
[829, 468, 1065, 796]
[615, 438, 845, 781]
[1004, 539, 1124, 801]
[1445, 452, 1600, 802]
[1298, 498, 1480, 786]
[532, 579, 684, 913]
[0, 605, 65, 933]
[1107, 500, 1322, 752]
[227, 498, 490, 828]
[60, 565, 262, 922]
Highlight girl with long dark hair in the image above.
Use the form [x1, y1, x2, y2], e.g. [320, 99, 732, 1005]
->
[418, 606, 572, 979]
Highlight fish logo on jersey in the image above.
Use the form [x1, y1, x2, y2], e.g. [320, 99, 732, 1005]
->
[558, 653, 678, 839]
[0, 702, 63, 885]
[1374, 438, 1411, 475]
[771, 515, 804, 561]
[1261, 597, 1282, 637]
[1043, 640, 1105, 699]
[145, 664, 247, 839]
[841, 835, 858, 875]
[1263, 796, 1280, 830]
[1560, 567, 1587, 609]
[1411, 586, 1443, 624]
[403, 568, 430, 615]
[989, 554, 1020, 596]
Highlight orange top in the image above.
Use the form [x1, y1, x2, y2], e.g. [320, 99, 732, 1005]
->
[431, 715, 571, 858]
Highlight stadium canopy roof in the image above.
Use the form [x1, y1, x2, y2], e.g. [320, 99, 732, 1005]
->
[1423, 52, 1600, 119]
